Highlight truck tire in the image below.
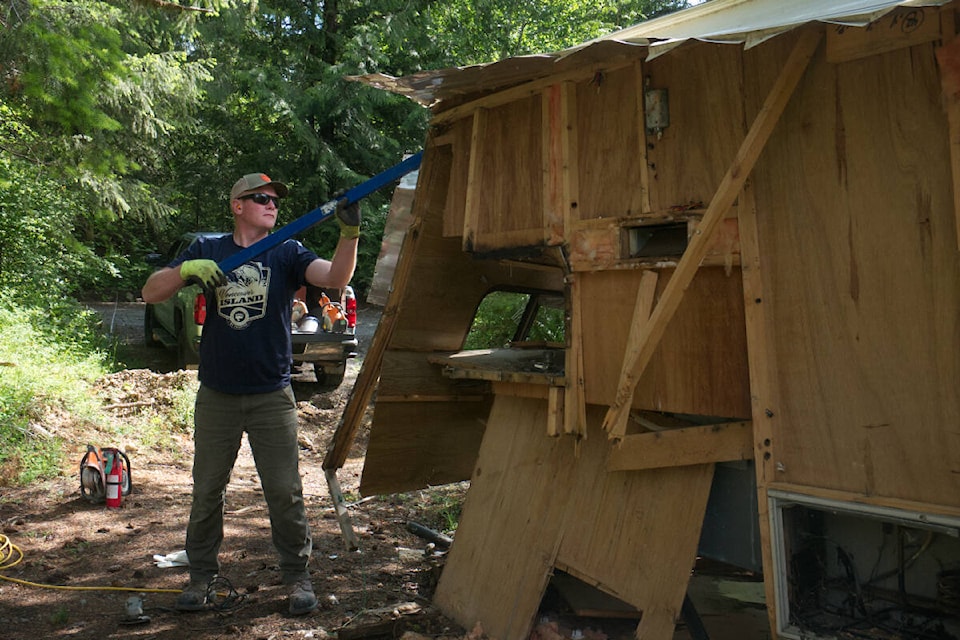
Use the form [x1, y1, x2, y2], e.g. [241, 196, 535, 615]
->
[144, 305, 162, 348]
[312, 363, 345, 391]
[176, 315, 199, 370]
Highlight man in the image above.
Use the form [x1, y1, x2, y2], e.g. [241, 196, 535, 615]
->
[141, 173, 360, 615]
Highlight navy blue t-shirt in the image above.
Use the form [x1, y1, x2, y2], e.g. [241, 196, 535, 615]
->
[169, 234, 319, 394]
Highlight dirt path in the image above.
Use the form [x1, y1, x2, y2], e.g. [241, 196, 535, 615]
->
[0, 301, 469, 640]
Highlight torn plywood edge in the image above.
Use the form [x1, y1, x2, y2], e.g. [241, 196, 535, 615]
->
[434, 399, 715, 640]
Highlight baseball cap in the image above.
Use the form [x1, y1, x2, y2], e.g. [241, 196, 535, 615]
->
[230, 173, 289, 200]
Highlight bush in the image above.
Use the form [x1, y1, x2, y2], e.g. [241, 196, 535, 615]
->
[0, 298, 110, 485]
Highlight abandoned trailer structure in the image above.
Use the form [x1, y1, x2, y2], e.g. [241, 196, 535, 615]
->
[325, 1, 960, 638]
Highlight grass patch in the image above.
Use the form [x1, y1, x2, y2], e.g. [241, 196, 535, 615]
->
[0, 301, 109, 485]
[0, 298, 195, 487]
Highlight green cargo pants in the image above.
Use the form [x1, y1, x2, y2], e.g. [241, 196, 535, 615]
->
[185, 384, 312, 584]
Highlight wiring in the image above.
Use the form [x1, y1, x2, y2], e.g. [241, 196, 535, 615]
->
[0, 533, 180, 595]
[1, 533, 248, 613]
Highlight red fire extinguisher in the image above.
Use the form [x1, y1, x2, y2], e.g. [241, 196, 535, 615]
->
[105, 450, 122, 509]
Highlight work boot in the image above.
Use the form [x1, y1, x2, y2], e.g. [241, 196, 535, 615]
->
[288, 577, 317, 616]
[175, 577, 211, 612]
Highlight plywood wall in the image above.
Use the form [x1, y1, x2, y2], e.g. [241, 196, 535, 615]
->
[644, 42, 746, 212]
[463, 96, 545, 252]
[746, 33, 960, 506]
[579, 267, 751, 419]
[573, 63, 648, 219]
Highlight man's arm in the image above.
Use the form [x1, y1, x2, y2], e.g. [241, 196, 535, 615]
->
[142, 266, 188, 303]
[142, 260, 226, 303]
[304, 236, 358, 289]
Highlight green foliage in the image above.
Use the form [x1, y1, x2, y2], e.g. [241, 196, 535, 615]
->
[0, 298, 109, 485]
[0, 140, 120, 304]
[465, 291, 529, 349]
[465, 291, 566, 349]
[425, 0, 689, 65]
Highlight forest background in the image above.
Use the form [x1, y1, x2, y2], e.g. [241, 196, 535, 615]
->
[0, 0, 688, 484]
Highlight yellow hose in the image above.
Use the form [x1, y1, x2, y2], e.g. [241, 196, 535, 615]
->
[0, 533, 182, 594]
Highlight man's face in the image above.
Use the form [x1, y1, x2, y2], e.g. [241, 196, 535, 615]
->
[234, 188, 281, 230]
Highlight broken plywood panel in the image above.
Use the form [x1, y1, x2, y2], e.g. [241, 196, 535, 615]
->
[359, 399, 493, 496]
[434, 398, 715, 640]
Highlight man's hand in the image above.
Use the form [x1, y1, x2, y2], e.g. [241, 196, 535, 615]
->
[335, 195, 361, 240]
[180, 259, 226, 288]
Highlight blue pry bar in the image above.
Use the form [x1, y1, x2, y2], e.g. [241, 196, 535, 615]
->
[218, 150, 423, 273]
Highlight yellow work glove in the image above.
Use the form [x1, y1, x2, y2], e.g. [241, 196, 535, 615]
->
[334, 193, 361, 240]
[180, 259, 226, 288]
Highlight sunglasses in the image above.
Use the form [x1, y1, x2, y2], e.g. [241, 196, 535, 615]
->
[240, 193, 280, 207]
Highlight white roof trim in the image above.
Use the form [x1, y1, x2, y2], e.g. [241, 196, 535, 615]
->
[596, 0, 949, 59]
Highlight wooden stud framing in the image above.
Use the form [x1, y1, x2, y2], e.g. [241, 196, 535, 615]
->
[547, 386, 564, 437]
[601, 27, 823, 438]
[543, 82, 577, 245]
[633, 59, 652, 214]
[431, 55, 644, 127]
[462, 109, 488, 252]
[564, 274, 587, 437]
[739, 159, 784, 636]
[937, 7, 960, 249]
[605, 270, 658, 437]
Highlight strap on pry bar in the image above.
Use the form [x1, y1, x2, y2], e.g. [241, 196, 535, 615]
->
[218, 151, 423, 274]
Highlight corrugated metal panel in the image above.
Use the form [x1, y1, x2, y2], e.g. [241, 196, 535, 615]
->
[349, 0, 950, 107]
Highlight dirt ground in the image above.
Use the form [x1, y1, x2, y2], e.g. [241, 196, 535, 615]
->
[0, 301, 772, 640]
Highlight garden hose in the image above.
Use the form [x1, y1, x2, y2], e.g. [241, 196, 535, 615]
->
[0, 533, 181, 594]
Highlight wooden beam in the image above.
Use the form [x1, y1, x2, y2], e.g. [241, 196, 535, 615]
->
[827, 5, 943, 63]
[601, 27, 823, 439]
[936, 9, 960, 250]
[325, 468, 360, 551]
[431, 55, 644, 127]
[564, 273, 587, 437]
[607, 421, 753, 472]
[605, 270, 659, 437]
[462, 109, 487, 252]
[738, 167, 782, 636]
[543, 82, 577, 245]
[633, 60, 652, 214]
[547, 386, 564, 437]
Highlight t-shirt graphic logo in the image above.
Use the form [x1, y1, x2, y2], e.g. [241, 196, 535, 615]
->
[218, 262, 271, 329]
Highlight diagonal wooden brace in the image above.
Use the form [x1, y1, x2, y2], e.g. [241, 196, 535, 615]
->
[602, 28, 823, 440]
